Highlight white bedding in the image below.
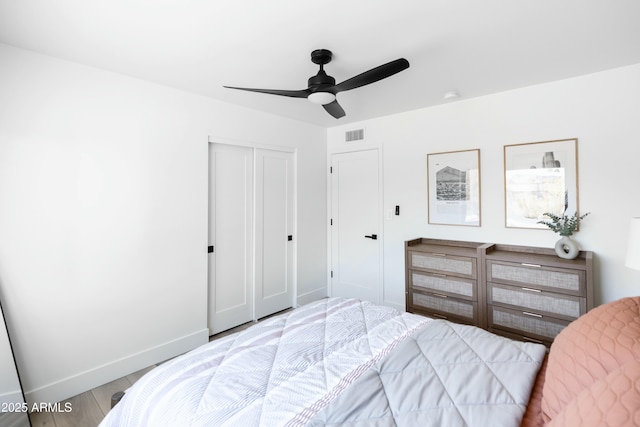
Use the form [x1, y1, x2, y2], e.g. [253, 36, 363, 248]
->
[100, 298, 546, 426]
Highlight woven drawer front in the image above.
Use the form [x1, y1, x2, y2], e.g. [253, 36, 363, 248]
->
[489, 262, 581, 292]
[490, 306, 568, 340]
[490, 284, 581, 318]
[412, 272, 475, 299]
[411, 253, 474, 277]
[413, 293, 475, 320]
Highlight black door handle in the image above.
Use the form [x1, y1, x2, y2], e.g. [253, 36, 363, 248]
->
[364, 234, 378, 240]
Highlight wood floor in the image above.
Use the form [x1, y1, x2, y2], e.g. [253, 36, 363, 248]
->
[28, 320, 256, 427]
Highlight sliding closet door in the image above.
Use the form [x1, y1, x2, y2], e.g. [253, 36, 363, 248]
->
[208, 144, 253, 334]
[254, 149, 295, 319]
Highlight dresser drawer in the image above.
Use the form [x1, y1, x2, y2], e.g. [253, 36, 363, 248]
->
[488, 305, 570, 342]
[488, 283, 584, 320]
[410, 252, 476, 279]
[487, 260, 585, 296]
[411, 271, 476, 301]
[412, 292, 477, 323]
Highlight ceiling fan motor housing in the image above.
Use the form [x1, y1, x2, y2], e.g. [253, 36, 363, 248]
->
[308, 71, 336, 92]
[309, 49, 336, 93]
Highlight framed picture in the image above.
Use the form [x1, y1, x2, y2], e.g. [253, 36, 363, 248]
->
[504, 138, 579, 229]
[427, 149, 481, 226]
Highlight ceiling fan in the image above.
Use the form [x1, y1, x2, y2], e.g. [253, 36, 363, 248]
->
[224, 49, 410, 119]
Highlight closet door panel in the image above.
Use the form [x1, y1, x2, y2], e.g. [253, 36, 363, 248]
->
[255, 149, 295, 319]
[208, 144, 253, 334]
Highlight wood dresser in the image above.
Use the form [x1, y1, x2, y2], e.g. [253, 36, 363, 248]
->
[484, 243, 593, 346]
[404, 238, 490, 328]
[405, 238, 594, 346]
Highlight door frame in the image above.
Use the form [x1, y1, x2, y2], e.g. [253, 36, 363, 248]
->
[207, 136, 298, 326]
[327, 144, 384, 303]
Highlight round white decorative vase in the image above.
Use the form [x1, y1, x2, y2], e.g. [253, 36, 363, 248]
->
[555, 236, 579, 259]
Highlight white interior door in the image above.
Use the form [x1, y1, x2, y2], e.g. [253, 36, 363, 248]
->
[330, 149, 382, 303]
[208, 144, 253, 334]
[254, 148, 295, 319]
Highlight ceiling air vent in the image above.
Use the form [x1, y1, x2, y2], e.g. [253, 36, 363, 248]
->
[345, 128, 365, 142]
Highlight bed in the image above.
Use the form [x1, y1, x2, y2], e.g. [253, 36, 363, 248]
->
[99, 296, 640, 426]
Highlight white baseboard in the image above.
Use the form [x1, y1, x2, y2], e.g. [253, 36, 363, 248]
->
[24, 328, 209, 406]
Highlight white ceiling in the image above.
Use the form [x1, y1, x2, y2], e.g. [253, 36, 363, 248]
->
[1, 0, 639, 128]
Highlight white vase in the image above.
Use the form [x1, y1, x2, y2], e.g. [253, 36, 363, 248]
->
[555, 236, 579, 259]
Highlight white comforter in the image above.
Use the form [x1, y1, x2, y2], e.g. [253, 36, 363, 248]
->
[100, 298, 546, 426]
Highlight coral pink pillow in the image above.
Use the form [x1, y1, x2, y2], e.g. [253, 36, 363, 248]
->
[546, 360, 640, 427]
[541, 297, 640, 423]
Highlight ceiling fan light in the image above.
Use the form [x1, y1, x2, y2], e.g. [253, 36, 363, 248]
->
[308, 91, 336, 105]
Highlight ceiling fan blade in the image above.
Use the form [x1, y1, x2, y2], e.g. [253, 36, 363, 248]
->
[323, 100, 346, 119]
[334, 58, 410, 93]
[224, 86, 309, 98]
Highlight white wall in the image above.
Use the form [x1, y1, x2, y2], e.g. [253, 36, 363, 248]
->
[3, 39, 639, 405]
[0, 44, 327, 404]
[328, 63, 640, 309]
